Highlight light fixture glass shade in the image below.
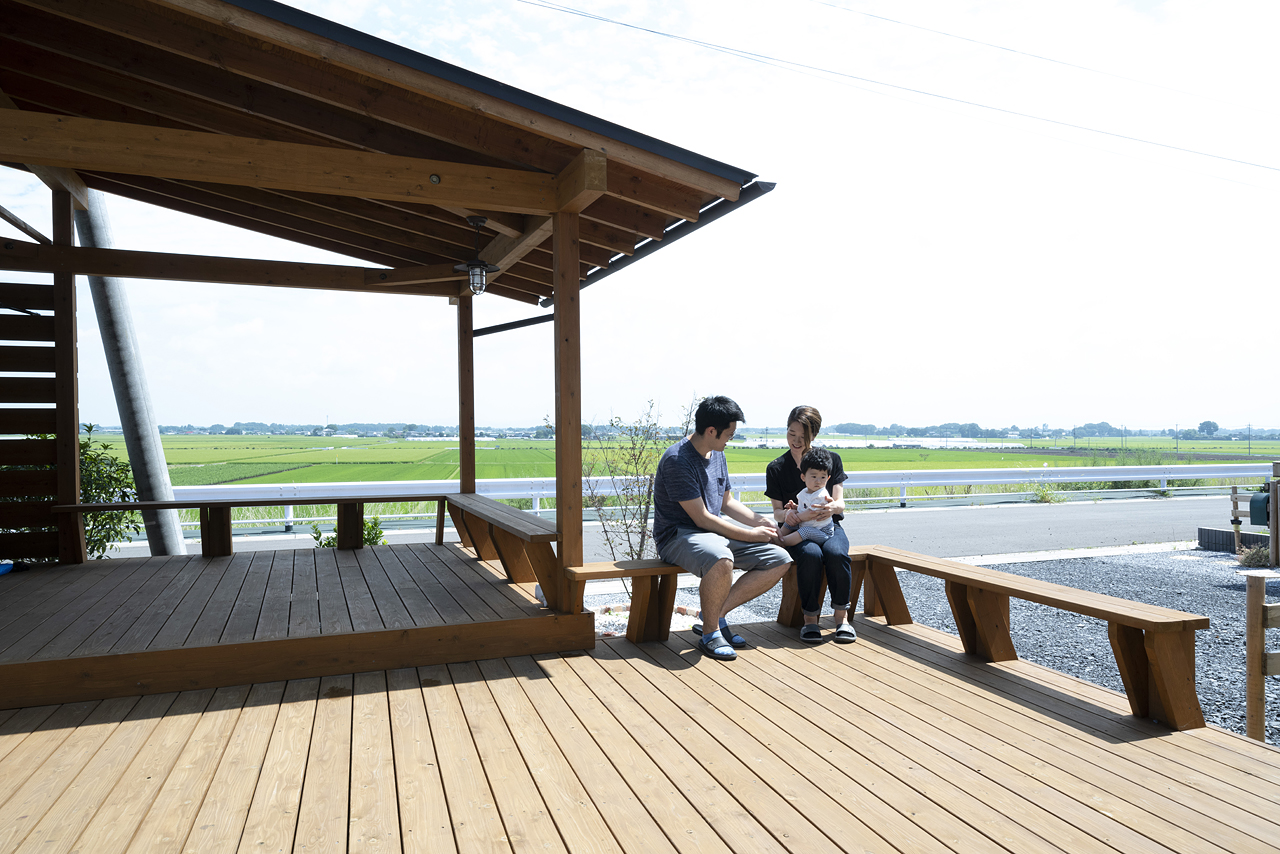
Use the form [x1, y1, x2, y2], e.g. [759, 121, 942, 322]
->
[469, 265, 486, 295]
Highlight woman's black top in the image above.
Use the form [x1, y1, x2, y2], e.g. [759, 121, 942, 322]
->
[764, 449, 848, 524]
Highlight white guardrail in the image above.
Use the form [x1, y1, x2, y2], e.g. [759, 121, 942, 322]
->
[169, 463, 1273, 528]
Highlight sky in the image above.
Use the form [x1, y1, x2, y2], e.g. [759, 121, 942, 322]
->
[2, 0, 1278, 432]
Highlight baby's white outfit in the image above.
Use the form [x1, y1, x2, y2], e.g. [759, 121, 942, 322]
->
[795, 486, 835, 543]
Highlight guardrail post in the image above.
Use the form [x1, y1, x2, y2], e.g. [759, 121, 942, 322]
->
[531, 496, 541, 516]
[900, 486, 907, 508]
[283, 504, 293, 533]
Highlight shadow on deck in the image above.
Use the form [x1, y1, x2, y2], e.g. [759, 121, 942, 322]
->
[0, 544, 592, 708]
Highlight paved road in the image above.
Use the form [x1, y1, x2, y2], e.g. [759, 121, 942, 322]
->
[112, 494, 1248, 559]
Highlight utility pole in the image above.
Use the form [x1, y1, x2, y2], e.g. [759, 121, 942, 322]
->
[76, 191, 185, 555]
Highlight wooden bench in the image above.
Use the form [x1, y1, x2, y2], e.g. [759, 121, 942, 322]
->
[564, 544, 1211, 730]
[857, 544, 1210, 730]
[54, 493, 452, 557]
[444, 493, 567, 607]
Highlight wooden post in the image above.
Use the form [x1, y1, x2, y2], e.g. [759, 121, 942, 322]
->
[457, 295, 475, 494]
[1270, 462, 1279, 568]
[1244, 573, 1270, 740]
[552, 211, 582, 611]
[51, 189, 86, 565]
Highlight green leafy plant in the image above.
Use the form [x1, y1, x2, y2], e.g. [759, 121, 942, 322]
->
[1239, 543, 1272, 568]
[78, 425, 143, 558]
[310, 516, 387, 548]
[1026, 479, 1064, 504]
[1, 424, 142, 561]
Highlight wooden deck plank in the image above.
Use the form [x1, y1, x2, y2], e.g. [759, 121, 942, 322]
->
[221, 551, 276, 644]
[293, 675, 353, 854]
[69, 556, 190, 658]
[417, 663, 512, 854]
[288, 551, 321, 637]
[733, 622, 1194, 854]
[0, 696, 140, 852]
[123, 684, 252, 854]
[313, 548, 354, 634]
[183, 554, 255, 648]
[478, 656, 627, 854]
[392, 544, 474, 625]
[234, 679, 319, 854]
[386, 667, 455, 854]
[407, 543, 504, 622]
[182, 681, 286, 854]
[0, 561, 125, 633]
[146, 555, 236, 650]
[505, 655, 686, 854]
[555, 651, 795, 854]
[109, 556, 205, 654]
[449, 660, 568, 854]
[471, 554, 548, 612]
[350, 671, 402, 852]
[0, 702, 98, 808]
[353, 548, 415, 630]
[368, 544, 445, 627]
[632, 636, 995, 854]
[13, 692, 179, 854]
[820, 625, 1268, 854]
[63, 689, 215, 854]
[25, 558, 175, 661]
[843, 619, 1280, 850]
[255, 550, 295, 641]
[870, 619, 1280, 810]
[335, 548, 385, 632]
[0, 705, 55, 765]
[428, 544, 529, 622]
[0, 560, 157, 662]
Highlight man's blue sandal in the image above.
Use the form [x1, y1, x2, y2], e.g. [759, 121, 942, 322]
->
[692, 623, 747, 649]
[697, 633, 737, 661]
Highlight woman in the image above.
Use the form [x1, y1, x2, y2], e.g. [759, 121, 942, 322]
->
[765, 405, 856, 644]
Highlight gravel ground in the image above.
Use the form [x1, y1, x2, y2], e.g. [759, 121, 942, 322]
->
[585, 548, 1280, 740]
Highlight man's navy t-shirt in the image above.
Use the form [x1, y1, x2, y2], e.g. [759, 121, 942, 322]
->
[652, 437, 729, 549]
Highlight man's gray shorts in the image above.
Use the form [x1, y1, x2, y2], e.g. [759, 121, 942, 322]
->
[658, 527, 792, 578]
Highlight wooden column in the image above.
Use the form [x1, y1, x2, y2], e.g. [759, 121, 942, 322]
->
[553, 212, 582, 588]
[457, 295, 475, 494]
[52, 189, 86, 564]
[1271, 461, 1279, 568]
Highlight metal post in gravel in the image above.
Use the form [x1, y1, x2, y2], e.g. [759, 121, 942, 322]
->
[1243, 569, 1280, 741]
[1271, 462, 1279, 568]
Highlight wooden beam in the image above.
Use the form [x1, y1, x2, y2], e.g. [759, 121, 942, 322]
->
[480, 216, 553, 271]
[556, 149, 607, 214]
[0, 112, 557, 214]
[0, 83, 90, 209]
[606, 160, 704, 222]
[145, 0, 745, 201]
[457, 295, 476, 493]
[50, 188, 85, 565]
[553, 212, 583, 571]
[0, 202, 49, 244]
[0, 239, 467, 296]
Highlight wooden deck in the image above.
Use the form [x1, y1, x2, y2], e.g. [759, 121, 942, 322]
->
[1, 613, 1278, 854]
[0, 544, 592, 708]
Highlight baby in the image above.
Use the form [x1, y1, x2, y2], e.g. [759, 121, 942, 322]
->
[779, 447, 836, 546]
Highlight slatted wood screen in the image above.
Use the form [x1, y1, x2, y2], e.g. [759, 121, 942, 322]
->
[0, 189, 85, 564]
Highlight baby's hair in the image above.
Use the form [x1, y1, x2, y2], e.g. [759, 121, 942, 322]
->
[800, 447, 832, 474]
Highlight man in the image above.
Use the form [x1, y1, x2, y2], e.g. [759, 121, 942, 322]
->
[652, 396, 792, 661]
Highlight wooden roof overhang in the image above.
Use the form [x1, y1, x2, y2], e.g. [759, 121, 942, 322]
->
[0, 0, 767, 568]
[0, 0, 763, 304]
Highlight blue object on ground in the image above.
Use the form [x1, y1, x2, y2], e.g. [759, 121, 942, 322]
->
[0, 562, 12, 576]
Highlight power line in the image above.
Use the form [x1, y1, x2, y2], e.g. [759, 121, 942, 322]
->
[513, 0, 1280, 174]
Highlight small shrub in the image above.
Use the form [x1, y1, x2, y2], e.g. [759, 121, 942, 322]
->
[310, 516, 387, 548]
[1027, 480, 1063, 504]
[1239, 544, 1273, 568]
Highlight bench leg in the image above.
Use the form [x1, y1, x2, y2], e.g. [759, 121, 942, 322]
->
[435, 497, 446, 545]
[1145, 629, 1204, 730]
[1109, 624, 1204, 729]
[335, 502, 364, 550]
[851, 556, 868, 615]
[946, 581, 980, 655]
[200, 506, 233, 557]
[454, 509, 500, 562]
[966, 587, 1015, 662]
[627, 572, 678, 643]
[777, 564, 823, 628]
[867, 558, 913, 625]
[487, 524, 539, 585]
[448, 503, 473, 549]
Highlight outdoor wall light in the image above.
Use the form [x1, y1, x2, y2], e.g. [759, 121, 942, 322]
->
[454, 216, 500, 296]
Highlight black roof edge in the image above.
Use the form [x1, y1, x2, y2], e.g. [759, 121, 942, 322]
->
[220, 0, 758, 187]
